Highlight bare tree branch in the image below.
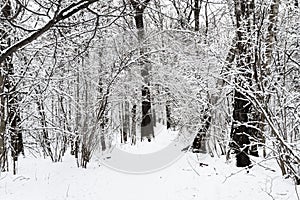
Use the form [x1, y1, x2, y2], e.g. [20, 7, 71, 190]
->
[0, 0, 99, 64]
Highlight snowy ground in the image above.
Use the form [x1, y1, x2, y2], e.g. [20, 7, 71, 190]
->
[0, 126, 299, 200]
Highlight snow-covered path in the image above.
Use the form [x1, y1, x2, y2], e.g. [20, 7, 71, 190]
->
[0, 152, 298, 200]
[0, 125, 298, 200]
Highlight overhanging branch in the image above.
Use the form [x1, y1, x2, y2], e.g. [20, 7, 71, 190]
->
[0, 0, 99, 64]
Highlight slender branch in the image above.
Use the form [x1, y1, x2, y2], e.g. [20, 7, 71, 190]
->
[236, 83, 300, 164]
[0, 0, 99, 64]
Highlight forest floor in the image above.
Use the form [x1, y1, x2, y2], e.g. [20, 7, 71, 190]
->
[0, 126, 299, 200]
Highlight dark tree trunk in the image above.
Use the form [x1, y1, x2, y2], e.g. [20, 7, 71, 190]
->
[35, 89, 54, 160]
[204, 0, 208, 40]
[165, 87, 172, 129]
[121, 102, 129, 143]
[131, 104, 137, 145]
[0, 0, 11, 172]
[0, 42, 7, 171]
[8, 91, 24, 174]
[100, 128, 106, 151]
[71, 131, 79, 159]
[98, 79, 108, 151]
[230, 0, 256, 167]
[166, 102, 171, 129]
[141, 85, 154, 140]
[230, 90, 252, 167]
[192, 113, 211, 153]
[130, 0, 154, 141]
[194, 0, 201, 31]
[0, 0, 24, 173]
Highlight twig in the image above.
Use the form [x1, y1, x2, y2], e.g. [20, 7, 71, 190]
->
[223, 156, 278, 183]
[13, 176, 30, 182]
[186, 155, 201, 176]
[0, 173, 8, 181]
[295, 181, 300, 200]
[256, 162, 276, 172]
[66, 184, 70, 198]
[262, 177, 276, 200]
[223, 167, 248, 183]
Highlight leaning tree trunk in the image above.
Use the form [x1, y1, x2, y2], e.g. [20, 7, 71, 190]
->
[130, 0, 154, 141]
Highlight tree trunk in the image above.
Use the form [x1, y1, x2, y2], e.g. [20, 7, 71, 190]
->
[8, 90, 24, 174]
[131, 104, 137, 145]
[194, 0, 201, 31]
[204, 0, 208, 40]
[130, 0, 154, 141]
[1, 0, 24, 173]
[230, 0, 256, 167]
[35, 87, 53, 160]
[122, 100, 130, 143]
[166, 102, 171, 129]
[192, 112, 211, 153]
[0, 72, 5, 171]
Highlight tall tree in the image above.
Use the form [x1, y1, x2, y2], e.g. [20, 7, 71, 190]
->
[0, 0, 100, 64]
[0, 0, 109, 171]
[0, 0, 10, 171]
[230, 0, 256, 167]
[0, 0, 24, 173]
[130, 0, 154, 141]
[194, 0, 201, 31]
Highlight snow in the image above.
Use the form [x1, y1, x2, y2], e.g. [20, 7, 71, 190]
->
[117, 125, 180, 154]
[0, 126, 299, 200]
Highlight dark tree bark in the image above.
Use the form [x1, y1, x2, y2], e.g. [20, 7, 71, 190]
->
[165, 86, 172, 129]
[98, 79, 107, 151]
[231, 90, 252, 166]
[130, 0, 154, 141]
[171, 0, 193, 29]
[230, 0, 256, 167]
[131, 104, 137, 145]
[71, 131, 79, 159]
[204, 0, 208, 40]
[0, 0, 11, 172]
[166, 102, 171, 129]
[7, 82, 24, 174]
[192, 112, 211, 153]
[35, 87, 54, 161]
[121, 101, 130, 143]
[0, 0, 100, 64]
[194, 0, 201, 31]
[0, 0, 24, 173]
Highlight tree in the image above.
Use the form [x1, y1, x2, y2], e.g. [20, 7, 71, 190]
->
[130, 0, 154, 141]
[0, 0, 24, 173]
[0, 0, 102, 63]
[0, 0, 119, 170]
[229, 0, 257, 167]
